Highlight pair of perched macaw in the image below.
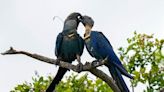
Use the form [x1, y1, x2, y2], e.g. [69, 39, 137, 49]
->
[46, 12, 133, 92]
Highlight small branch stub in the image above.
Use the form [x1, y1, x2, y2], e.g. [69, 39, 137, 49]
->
[1, 47, 17, 55]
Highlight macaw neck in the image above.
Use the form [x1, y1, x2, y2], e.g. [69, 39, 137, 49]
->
[62, 19, 78, 36]
[84, 29, 91, 40]
[63, 19, 78, 31]
[62, 29, 77, 36]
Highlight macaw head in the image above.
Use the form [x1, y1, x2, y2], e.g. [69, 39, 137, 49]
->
[65, 12, 83, 23]
[63, 12, 83, 33]
[81, 15, 94, 34]
[81, 15, 94, 27]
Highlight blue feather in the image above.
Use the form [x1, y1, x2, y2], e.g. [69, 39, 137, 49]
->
[85, 31, 133, 92]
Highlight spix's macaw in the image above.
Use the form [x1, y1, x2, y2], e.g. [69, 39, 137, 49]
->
[46, 12, 84, 92]
[81, 16, 133, 92]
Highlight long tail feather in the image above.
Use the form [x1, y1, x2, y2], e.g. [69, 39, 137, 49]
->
[113, 62, 134, 79]
[46, 67, 68, 92]
[107, 64, 130, 92]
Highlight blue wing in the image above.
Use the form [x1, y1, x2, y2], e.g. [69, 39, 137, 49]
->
[91, 31, 114, 59]
[91, 31, 133, 79]
[96, 32, 122, 64]
[97, 32, 113, 48]
[55, 33, 63, 57]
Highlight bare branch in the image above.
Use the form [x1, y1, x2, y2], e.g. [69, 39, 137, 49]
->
[90, 69, 120, 91]
[1, 47, 121, 92]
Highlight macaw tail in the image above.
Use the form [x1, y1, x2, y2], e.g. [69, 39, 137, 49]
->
[46, 67, 68, 92]
[107, 64, 130, 92]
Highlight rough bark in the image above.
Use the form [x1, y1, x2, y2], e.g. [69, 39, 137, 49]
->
[1, 47, 121, 92]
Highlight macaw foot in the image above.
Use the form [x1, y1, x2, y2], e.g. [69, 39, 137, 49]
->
[76, 54, 83, 73]
[76, 62, 83, 73]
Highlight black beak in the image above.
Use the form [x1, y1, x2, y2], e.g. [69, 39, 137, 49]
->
[78, 15, 83, 22]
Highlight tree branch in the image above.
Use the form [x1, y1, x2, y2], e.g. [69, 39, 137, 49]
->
[1, 47, 120, 92]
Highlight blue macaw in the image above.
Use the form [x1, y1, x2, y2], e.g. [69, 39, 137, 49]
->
[46, 12, 84, 92]
[81, 16, 133, 92]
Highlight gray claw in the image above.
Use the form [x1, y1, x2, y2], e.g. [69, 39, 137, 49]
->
[76, 63, 83, 73]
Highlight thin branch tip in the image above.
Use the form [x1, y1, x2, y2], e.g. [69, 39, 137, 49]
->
[1, 52, 5, 55]
[1, 47, 17, 55]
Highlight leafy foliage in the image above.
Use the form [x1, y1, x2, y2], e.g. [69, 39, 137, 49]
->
[56, 74, 112, 92]
[11, 75, 52, 92]
[118, 32, 164, 92]
[11, 73, 113, 92]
